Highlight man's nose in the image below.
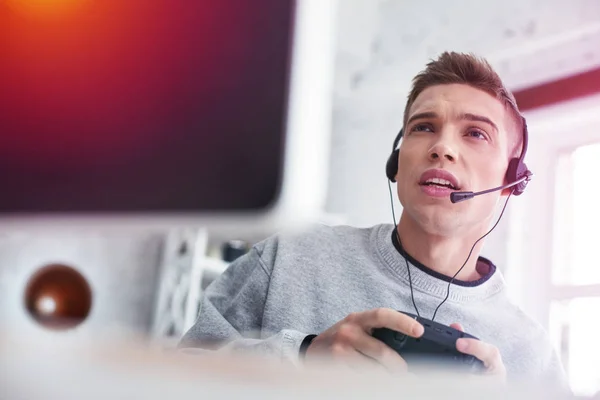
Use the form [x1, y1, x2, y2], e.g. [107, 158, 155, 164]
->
[428, 136, 459, 163]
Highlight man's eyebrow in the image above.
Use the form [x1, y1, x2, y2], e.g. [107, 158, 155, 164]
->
[406, 111, 499, 133]
[458, 113, 498, 133]
[406, 111, 438, 126]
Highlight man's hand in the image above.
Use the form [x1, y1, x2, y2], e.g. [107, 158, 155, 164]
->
[305, 308, 424, 372]
[451, 323, 506, 381]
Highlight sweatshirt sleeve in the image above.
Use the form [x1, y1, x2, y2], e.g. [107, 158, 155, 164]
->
[177, 241, 311, 365]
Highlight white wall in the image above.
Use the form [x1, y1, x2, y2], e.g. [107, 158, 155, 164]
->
[325, 0, 600, 270]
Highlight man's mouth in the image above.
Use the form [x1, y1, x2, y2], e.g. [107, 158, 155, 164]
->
[418, 169, 461, 192]
[421, 178, 458, 190]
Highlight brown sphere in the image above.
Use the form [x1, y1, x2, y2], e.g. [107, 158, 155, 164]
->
[24, 264, 92, 330]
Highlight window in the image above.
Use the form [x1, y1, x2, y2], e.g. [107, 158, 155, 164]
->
[549, 298, 600, 395]
[550, 143, 600, 396]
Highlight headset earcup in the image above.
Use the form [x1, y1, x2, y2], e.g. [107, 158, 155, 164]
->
[505, 158, 519, 184]
[505, 158, 531, 196]
[515, 161, 531, 195]
[386, 149, 400, 182]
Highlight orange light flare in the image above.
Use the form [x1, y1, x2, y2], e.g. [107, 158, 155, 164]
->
[4, 0, 91, 19]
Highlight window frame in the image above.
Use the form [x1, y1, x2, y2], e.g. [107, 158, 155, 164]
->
[504, 92, 600, 327]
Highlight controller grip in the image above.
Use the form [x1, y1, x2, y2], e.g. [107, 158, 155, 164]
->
[371, 312, 485, 373]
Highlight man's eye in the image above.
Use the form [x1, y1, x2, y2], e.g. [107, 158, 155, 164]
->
[467, 130, 487, 140]
[412, 124, 433, 132]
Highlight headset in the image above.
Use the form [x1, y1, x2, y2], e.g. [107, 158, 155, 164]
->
[385, 115, 533, 320]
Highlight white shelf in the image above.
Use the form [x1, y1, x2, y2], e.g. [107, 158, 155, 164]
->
[150, 212, 347, 345]
[199, 257, 230, 275]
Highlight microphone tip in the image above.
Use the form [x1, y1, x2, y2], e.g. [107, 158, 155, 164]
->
[450, 191, 474, 203]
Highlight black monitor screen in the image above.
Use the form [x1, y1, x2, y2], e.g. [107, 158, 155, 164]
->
[0, 0, 295, 213]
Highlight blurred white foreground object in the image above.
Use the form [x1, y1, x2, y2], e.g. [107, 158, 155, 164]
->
[0, 334, 577, 400]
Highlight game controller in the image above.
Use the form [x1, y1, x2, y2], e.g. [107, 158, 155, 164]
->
[371, 311, 485, 373]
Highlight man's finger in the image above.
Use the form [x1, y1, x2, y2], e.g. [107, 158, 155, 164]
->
[450, 323, 464, 332]
[344, 348, 381, 369]
[353, 333, 409, 373]
[357, 308, 424, 338]
[329, 343, 392, 374]
[456, 338, 503, 371]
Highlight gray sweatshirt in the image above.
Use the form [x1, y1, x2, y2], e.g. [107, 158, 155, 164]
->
[179, 223, 568, 388]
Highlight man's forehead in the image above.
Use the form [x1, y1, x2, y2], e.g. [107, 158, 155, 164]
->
[407, 84, 507, 128]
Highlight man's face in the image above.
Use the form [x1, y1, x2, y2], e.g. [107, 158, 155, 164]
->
[396, 83, 512, 236]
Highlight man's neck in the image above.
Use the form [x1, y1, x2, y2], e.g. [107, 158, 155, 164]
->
[396, 213, 488, 281]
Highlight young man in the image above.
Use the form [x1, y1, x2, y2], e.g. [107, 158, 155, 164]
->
[179, 52, 567, 388]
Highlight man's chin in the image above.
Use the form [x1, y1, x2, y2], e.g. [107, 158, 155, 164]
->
[400, 207, 462, 236]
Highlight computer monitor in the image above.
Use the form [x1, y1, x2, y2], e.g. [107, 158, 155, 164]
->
[0, 0, 335, 233]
